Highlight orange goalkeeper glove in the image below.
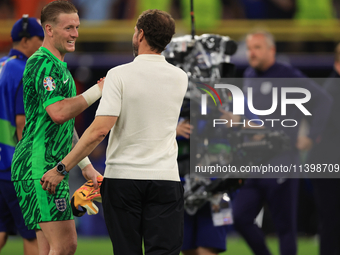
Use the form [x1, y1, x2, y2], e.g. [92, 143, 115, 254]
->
[70, 175, 103, 217]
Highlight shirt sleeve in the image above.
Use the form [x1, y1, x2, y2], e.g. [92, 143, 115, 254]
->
[35, 63, 65, 109]
[96, 69, 122, 117]
[14, 80, 25, 115]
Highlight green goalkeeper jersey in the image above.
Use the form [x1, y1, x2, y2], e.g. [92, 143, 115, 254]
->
[12, 47, 76, 181]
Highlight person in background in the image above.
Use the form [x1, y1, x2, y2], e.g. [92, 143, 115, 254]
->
[232, 30, 332, 255]
[177, 97, 262, 255]
[11, 1, 104, 254]
[0, 15, 44, 255]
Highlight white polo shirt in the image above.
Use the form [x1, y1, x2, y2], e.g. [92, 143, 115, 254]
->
[96, 54, 188, 181]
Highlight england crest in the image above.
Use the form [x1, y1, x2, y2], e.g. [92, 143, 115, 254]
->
[55, 198, 67, 212]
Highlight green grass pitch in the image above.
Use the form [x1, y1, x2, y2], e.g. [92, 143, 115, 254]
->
[1, 236, 318, 255]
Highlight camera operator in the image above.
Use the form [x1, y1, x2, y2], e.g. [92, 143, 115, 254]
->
[232, 30, 332, 255]
[178, 102, 260, 255]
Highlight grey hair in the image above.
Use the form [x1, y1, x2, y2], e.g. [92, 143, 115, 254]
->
[246, 30, 275, 48]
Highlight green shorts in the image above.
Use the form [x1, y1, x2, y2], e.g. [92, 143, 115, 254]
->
[13, 178, 73, 230]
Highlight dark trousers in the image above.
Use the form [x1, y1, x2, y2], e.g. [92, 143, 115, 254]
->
[232, 178, 299, 255]
[101, 178, 184, 255]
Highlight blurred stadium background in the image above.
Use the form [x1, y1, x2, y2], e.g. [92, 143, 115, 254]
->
[1, 0, 338, 254]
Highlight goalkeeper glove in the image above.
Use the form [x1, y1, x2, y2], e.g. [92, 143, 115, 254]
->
[70, 175, 103, 217]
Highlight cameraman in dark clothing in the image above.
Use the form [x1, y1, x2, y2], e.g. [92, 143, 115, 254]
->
[232, 30, 332, 255]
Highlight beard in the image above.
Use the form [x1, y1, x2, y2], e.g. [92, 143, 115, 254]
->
[249, 57, 263, 71]
[132, 41, 139, 57]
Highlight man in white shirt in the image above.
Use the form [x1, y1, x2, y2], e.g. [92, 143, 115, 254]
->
[41, 9, 188, 255]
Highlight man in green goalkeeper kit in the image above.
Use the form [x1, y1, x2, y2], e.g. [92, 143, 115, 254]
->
[11, 1, 103, 255]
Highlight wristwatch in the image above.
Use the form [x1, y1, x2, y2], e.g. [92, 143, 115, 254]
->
[56, 161, 68, 175]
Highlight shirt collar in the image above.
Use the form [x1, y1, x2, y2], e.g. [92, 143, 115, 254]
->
[40, 47, 67, 67]
[8, 49, 28, 61]
[255, 62, 278, 76]
[133, 54, 166, 62]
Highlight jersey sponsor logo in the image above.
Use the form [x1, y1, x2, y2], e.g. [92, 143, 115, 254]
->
[43, 76, 56, 91]
[55, 198, 67, 212]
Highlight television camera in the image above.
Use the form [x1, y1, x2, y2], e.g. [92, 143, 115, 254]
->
[164, 34, 291, 215]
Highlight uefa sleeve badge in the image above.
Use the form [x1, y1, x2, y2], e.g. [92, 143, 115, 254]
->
[43, 76, 56, 91]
